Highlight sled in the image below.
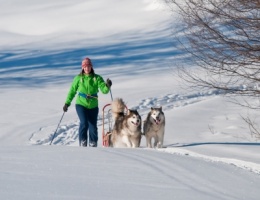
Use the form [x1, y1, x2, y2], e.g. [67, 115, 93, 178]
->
[101, 103, 128, 147]
[102, 103, 112, 147]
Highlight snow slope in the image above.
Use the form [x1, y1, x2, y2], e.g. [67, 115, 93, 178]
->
[0, 0, 259, 199]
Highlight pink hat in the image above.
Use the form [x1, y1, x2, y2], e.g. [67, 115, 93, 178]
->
[82, 57, 93, 68]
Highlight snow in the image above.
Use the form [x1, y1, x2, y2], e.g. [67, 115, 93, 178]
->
[0, 0, 259, 199]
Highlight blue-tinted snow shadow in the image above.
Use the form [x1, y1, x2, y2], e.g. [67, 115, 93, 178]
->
[166, 142, 260, 147]
[0, 29, 187, 88]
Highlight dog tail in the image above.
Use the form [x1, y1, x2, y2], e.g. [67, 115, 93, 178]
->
[111, 98, 126, 119]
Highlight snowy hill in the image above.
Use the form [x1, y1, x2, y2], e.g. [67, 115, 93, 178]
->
[0, 0, 259, 199]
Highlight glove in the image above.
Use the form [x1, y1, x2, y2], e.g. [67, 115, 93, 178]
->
[106, 78, 112, 88]
[63, 104, 69, 112]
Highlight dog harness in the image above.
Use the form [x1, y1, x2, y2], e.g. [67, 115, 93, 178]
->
[78, 92, 98, 99]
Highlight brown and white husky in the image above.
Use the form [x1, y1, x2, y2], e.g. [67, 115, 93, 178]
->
[143, 107, 165, 148]
[110, 98, 142, 148]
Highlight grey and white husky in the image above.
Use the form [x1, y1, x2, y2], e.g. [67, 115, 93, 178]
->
[143, 107, 165, 148]
[110, 98, 142, 148]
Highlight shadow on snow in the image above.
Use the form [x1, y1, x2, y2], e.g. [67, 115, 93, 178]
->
[0, 29, 186, 88]
[166, 142, 260, 147]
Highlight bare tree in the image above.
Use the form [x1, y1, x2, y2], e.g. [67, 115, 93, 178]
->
[164, 0, 260, 139]
[165, 0, 260, 109]
[241, 114, 260, 140]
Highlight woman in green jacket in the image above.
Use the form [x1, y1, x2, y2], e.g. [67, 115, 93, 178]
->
[63, 57, 112, 147]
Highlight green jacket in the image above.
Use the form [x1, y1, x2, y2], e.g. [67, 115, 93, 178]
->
[65, 73, 110, 109]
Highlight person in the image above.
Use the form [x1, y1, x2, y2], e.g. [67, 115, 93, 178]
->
[63, 57, 112, 147]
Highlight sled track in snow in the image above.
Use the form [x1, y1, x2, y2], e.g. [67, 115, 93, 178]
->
[157, 148, 260, 175]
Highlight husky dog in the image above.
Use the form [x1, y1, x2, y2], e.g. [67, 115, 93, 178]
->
[110, 98, 142, 148]
[143, 107, 165, 148]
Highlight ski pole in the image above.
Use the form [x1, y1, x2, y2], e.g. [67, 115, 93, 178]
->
[109, 88, 113, 101]
[50, 112, 65, 145]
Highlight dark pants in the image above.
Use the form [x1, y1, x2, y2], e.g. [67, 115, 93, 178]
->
[75, 104, 99, 146]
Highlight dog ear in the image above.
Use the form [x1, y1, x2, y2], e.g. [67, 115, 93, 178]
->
[127, 109, 131, 115]
[151, 107, 154, 110]
[159, 106, 162, 111]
